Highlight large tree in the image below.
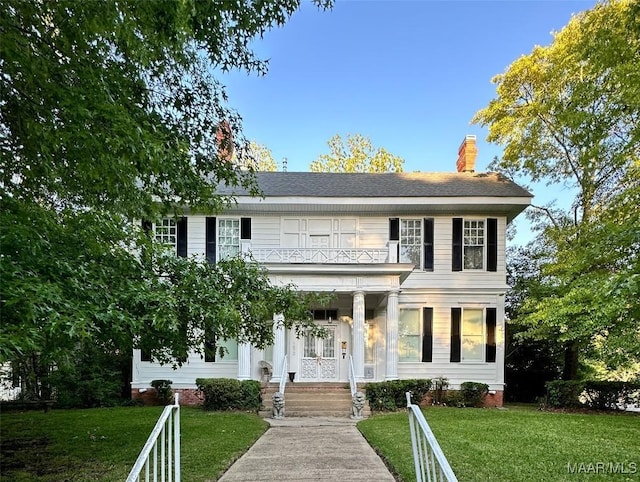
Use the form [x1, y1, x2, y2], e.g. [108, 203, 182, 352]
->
[1, 0, 331, 399]
[310, 133, 404, 172]
[473, 0, 640, 379]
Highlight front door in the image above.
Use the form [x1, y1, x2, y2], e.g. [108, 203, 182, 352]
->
[300, 325, 338, 381]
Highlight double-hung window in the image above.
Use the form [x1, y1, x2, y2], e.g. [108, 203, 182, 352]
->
[390, 218, 433, 270]
[452, 218, 497, 272]
[218, 218, 240, 260]
[398, 308, 421, 362]
[154, 218, 177, 247]
[450, 307, 497, 363]
[463, 220, 485, 270]
[400, 219, 422, 266]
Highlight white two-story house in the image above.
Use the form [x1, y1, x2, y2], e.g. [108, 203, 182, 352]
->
[131, 136, 531, 406]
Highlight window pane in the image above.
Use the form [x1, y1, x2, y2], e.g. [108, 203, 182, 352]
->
[323, 327, 335, 358]
[155, 218, 177, 247]
[400, 219, 422, 266]
[217, 338, 238, 361]
[399, 309, 420, 362]
[218, 218, 240, 260]
[462, 309, 483, 361]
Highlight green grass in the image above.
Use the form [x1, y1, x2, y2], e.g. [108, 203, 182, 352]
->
[0, 406, 267, 482]
[358, 405, 640, 482]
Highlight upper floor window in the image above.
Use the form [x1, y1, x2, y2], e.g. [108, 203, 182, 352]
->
[452, 218, 497, 272]
[218, 218, 240, 260]
[155, 218, 177, 247]
[463, 219, 485, 270]
[390, 218, 433, 271]
[400, 219, 422, 266]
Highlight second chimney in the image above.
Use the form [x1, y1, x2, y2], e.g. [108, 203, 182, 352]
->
[456, 135, 478, 173]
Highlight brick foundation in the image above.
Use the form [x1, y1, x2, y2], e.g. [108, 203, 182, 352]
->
[132, 388, 203, 406]
[420, 390, 504, 408]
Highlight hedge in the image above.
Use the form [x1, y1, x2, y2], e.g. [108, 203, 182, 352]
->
[195, 378, 262, 411]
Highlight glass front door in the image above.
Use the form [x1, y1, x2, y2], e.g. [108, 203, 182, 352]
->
[300, 326, 338, 381]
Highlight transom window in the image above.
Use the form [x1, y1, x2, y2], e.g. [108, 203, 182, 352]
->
[461, 309, 484, 361]
[463, 219, 485, 270]
[218, 218, 240, 260]
[400, 219, 422, 266]
[155, 218, 176, 246]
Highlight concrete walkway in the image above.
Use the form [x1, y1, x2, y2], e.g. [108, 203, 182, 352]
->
[217, 417, 397, 481]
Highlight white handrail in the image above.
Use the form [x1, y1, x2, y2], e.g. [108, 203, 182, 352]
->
[406, 392, 457, 482]
[250, 248, 388, 264]
[279, 355, 288, 394]
[127, 393, 181, 482]
[348, 355, 357, 397]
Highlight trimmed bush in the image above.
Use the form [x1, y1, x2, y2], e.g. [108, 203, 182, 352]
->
[365, 379, 431, 411]
[196, 378, 261, 412]
[583, 380, 640, 410]
[460, 382, 489, 407]
[545, 380, 585, 408]
[150, 379, 173, 405]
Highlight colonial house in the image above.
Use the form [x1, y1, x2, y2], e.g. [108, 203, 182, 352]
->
[131, 135, 531, 407]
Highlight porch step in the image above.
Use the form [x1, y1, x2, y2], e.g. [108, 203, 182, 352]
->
[260, 383, 371, 418]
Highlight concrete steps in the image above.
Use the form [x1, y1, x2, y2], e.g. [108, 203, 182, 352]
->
[260, 382, 371, 418]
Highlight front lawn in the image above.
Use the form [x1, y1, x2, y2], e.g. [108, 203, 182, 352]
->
[0, 406, 267, 482]
[358, 405, 640, 482]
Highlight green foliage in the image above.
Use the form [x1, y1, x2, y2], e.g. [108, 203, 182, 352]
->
[544, 380, 585, 408]
[0, 407, 268, 481]
[431, 376, 449, 405]
[360, 406, 640, 482]
[150, 380, 173, 405]
[0, 0, 334, 402]
[196, 378, 262, 412]
[582, 380, 640, 411]
[365, 379, 431, 411]
[239, 141, 278, 171]
[459, 382, 489, 408]
[310, 133, 404, 173]
[474, 0, 640, 378]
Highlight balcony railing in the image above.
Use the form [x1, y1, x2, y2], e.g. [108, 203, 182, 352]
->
[249, 248, 389, 264]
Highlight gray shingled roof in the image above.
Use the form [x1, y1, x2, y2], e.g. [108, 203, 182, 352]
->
[218, 171, 531, 198]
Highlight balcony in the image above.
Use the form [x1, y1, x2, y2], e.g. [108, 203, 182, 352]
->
[249, 247, 390, 264]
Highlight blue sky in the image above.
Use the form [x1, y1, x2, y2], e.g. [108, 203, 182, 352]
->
[221, 0, 597, 242]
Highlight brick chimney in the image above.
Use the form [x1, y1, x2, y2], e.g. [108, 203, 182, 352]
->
[215, 119, 234, 162]
[456, 135, 478, 173]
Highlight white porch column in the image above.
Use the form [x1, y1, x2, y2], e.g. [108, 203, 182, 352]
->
[237, 341, 251, 380]
[271, 313, 285, 383]
[352, 290, 366, 381]
[386, 290, 399, 380]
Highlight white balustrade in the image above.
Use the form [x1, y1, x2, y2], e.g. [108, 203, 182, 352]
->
[250, 248, 388, 264]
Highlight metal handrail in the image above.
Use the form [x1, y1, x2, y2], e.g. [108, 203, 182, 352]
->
[279, 355, 288, 394]
[348, 355, 357, 397]
[406, 392, 457, 482]
[126, 393, 181, 482]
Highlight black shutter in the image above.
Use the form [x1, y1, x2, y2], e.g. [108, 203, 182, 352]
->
[204, 333, 216, 362]
[487, 218, 497, 272]
[423, 218, 434, 271]
[241, 217, 251, 240]
[422, 307, 433, 362]
[486, 308, 497, 363]
[206, 217, 216, 264]
[142, 220, 153, 233]
[389, 218, 399, 240]
[450, 308, 461, 362]
[177, 217, 187, 257]
[452, 218, 463, 271]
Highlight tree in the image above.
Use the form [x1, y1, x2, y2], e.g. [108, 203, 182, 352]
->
[0, 0, 332, 400]
[310, 133, 404, 172]
[238, 141, 279, 171]
[473, 0, 640, 379]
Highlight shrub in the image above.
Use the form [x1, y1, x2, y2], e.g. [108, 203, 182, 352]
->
[583, 380, 640, 411]
[444, 390, 464, 407]
[150, 379, 173, 405]
[431, 376, 449, 405]
[459, 382, 489, 407]
[545, 380, 585, 408]
[365, 379, 431, 411]
[196, 378, 261, 412]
